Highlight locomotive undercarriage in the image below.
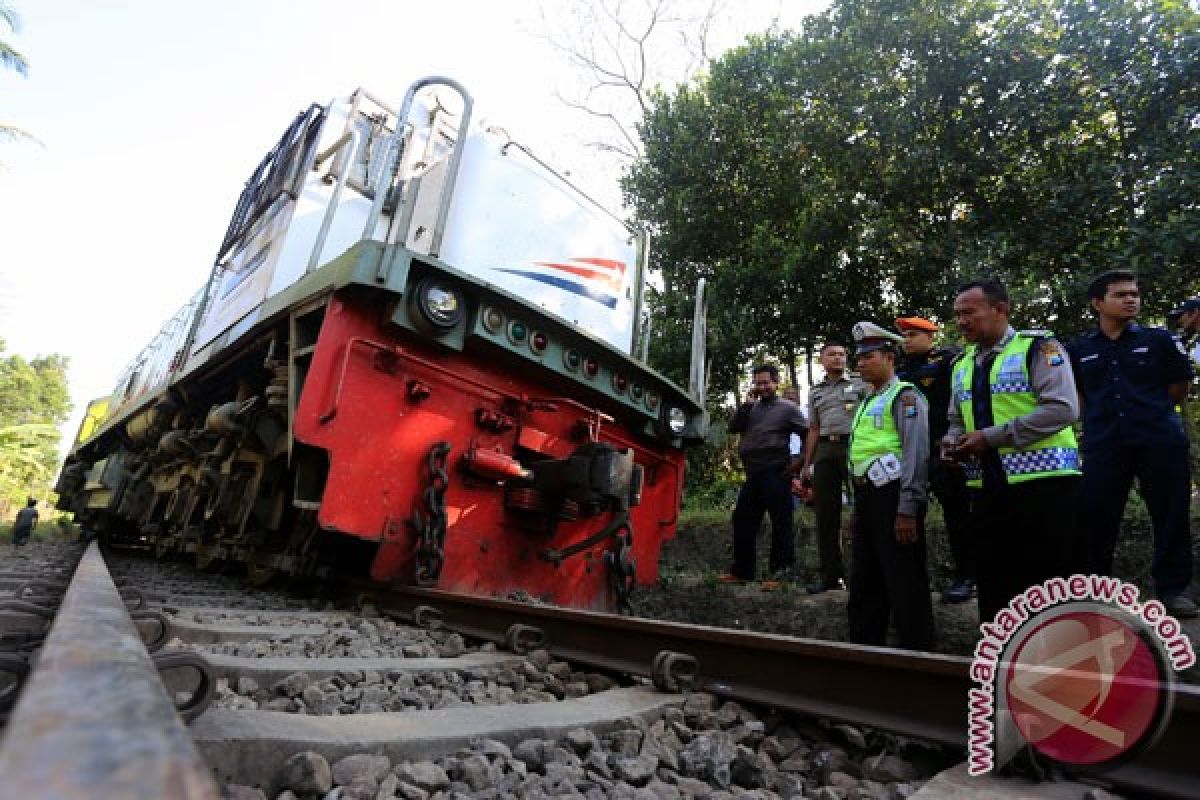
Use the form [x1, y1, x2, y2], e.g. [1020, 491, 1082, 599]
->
[58, 313, 349, 585]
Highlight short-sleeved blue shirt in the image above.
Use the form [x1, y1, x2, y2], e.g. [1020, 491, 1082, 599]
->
[1067, 323, 1193, 452]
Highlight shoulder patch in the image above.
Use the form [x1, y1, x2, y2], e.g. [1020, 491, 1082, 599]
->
[900, 392, 919, 417]
[1040, 340, 1065, 367]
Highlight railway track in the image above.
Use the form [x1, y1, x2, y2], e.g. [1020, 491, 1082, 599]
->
[0, 541, 1195, 799]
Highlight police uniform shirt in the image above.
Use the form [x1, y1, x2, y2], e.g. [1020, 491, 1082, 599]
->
[1067, 323, 1193, 451]
[898, 346, 961, 443]
[808, 375, 870, 437]
[944, 327, 1080, 450]
[858, 376, 930, 516]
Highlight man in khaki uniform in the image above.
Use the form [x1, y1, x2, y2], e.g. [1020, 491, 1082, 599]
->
[799, 342, 869, 593]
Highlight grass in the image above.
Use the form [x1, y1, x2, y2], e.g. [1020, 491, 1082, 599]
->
[0, 517, 78, 546]
[676, 487, 1200, 595]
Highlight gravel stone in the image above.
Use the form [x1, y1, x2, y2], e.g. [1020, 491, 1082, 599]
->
[566, 727, 600, 756]
[811, 789, 847, 800]
[672, 776, 713, 799]
[301, 685, 327, 714]
[776, 751, 810, 773]
[853, 779, 892, 800]
[393, 763, 449, 792]
[640, 729, 681, 772]
[452, 754, 492, 790]
[223, 785, 266, 800]
[514, 738, 547, 770]
[813, 746, 859, 780]
[730, 745, 767, 788]
[394, 781, 429, 800]
[714, 701, 750, 728]
[829, 771, 859, 791]
[607, 729, 644, 757]
[331, 754, 390, 788]
[679, 731, 736, 788]
[584, 749, 614, 779]
[759, 736, 800, 763]
[236, 676, 260, 695]
[279, 751, 332, 795]
[833, 724, 866, 750]
[613, 754, 658, 786]
[527, 649, 553, 669]
[438, 633, 466, 657]
[585, 673, 617, 693]
[644, 777, 682, 800]
[275, 672, 312, 697]
[861, 755, 916, 783]
[682, 693, 719, 714]
[375, 774, 399, 799]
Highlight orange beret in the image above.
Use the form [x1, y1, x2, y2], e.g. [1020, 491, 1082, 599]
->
[895, 316, 939, 333]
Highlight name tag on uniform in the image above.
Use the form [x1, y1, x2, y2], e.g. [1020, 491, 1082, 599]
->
[867, 453, 902, 487]
[1132, 346, 1148, 353]
[1080, 353, 1098, 362]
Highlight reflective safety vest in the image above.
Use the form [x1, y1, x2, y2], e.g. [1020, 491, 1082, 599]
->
[848, 380, 913, 477]
[951, 334, 1080, 488]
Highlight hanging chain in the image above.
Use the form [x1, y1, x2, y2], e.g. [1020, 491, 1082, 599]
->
[413, 441, 451, 586]
[605, 524, 637, 615]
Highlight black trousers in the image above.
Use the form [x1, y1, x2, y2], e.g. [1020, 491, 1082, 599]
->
[929, 458, 975, 582]
[1082, 442, 1193, 599]
[848, 480, 936, 650]
[731, 468, 794, 580]
[975, 474, 1084, 623]
[812, 440, 848, 583]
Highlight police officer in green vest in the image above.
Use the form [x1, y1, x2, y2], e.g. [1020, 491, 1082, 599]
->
[846, 322, 936, 650]
[943, 279, 1083, 624]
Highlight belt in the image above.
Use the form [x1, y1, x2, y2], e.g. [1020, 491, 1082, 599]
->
[819, 434, 848, 442]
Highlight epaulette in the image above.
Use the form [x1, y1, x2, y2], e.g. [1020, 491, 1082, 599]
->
[1018, 329, 1054, 339]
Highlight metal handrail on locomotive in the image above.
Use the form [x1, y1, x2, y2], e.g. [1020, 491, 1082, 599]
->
[55, 77, 709, 611]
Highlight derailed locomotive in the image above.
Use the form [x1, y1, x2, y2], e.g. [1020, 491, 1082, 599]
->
[55, 78, 708, 611]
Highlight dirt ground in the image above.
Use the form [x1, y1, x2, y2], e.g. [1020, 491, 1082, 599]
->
[636, 503, 1200, 667]
[635, 509, 982, 657]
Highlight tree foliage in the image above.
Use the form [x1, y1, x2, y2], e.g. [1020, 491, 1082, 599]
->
[1, 1, 33, 147]
[624, 0, 1200, 399]
[0, 339, 70, 514]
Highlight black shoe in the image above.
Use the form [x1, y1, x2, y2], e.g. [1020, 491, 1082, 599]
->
[941, 579, 975, 604]
[806, 577, 846, 595]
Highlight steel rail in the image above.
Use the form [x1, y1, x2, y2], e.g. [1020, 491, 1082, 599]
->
[367, 585, 1200, 799]
[0, 542, 220, 799]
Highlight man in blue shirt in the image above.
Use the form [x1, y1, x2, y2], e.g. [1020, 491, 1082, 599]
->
[1068, 270, 1196, 618]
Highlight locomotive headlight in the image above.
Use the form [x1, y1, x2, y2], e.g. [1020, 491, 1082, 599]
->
[414, 278, 465, 330]
[667, 407, 687, 435]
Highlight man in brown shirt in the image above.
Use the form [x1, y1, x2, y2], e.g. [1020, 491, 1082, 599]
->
[725, 364, 809, 584]
[799, 342, 869, 593]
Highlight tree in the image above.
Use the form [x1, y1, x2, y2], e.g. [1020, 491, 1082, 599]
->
[534, 0, 787, 164]
[625, 0, 1200, 403]
[0, 339, 71, 514]
[1, 2, 33, 148]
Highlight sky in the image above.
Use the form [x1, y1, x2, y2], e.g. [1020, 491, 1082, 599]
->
[0, 0, 826, 453]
